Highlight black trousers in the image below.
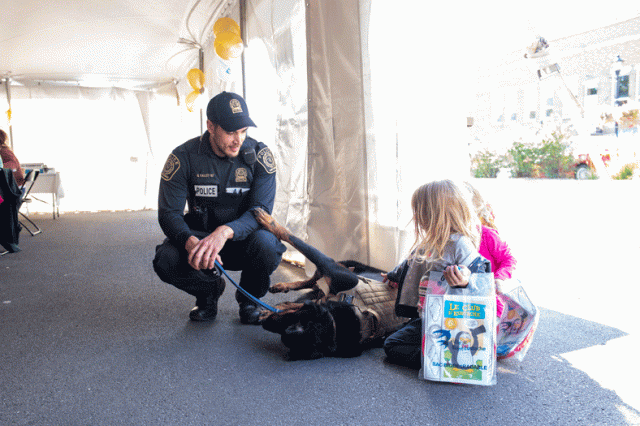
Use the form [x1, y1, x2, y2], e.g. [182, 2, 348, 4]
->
[383, 318, 422, 369]
[153, 229, 285, 305]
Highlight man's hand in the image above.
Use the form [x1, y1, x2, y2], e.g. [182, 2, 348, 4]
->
[444, 265, 471, 288]
[185, 226, 234, 270]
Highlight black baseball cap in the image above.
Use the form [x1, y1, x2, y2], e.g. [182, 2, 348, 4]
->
[206, 91, 256, 132]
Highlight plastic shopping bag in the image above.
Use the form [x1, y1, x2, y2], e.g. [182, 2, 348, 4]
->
[420, 266, 497, 386]
[496, 280, 539, 361]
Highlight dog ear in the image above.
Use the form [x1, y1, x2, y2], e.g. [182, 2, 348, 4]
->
[262, 309, 301, 334]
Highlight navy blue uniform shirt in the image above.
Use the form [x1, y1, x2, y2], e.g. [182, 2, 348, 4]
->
[158, 131, 277, 248]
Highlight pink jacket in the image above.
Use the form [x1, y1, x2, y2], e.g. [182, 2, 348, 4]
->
[479, 226, 516, 281]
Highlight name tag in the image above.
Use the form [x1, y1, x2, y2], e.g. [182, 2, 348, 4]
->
[195, 185, 218, 197]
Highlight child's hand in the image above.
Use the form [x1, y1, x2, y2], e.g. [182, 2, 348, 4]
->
[381, 273, 398, 288]
[444, 265, 470, 288]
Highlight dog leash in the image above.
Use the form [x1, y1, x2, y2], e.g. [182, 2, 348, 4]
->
[214, 260, 282, 313]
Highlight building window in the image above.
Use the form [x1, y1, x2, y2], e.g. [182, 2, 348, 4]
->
[584, 78, 599, 109]
[616, 74, 630, 99]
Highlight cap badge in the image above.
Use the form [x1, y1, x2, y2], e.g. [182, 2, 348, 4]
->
[230, 99, 243, 114]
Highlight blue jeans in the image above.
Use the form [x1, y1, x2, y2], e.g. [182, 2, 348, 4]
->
[383, 318, 422, 369]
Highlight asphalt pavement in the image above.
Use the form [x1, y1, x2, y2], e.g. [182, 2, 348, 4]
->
[2, 179, 639, 425]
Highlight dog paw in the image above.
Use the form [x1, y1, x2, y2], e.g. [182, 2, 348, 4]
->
[269, 282, 290, 293]
[252, 208, 289, 241]
[253, 208, 275, 229]
[259, 310, 273, 322]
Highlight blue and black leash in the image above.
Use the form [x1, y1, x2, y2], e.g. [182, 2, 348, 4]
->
[214, 260, 282, 313]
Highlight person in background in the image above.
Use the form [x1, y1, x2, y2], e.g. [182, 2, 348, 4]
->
[0, 129, 25, 187]
[152, 92, 285, 324]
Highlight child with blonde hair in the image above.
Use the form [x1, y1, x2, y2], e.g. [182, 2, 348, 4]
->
[383, 179, 487, 369]
[384, 180, 518, 368]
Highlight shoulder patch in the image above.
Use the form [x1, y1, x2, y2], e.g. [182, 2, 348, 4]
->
[161, 153, 181, 181]
[256, 147, 276, 174]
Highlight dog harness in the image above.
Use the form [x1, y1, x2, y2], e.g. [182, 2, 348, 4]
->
[315, 277, 405, 344]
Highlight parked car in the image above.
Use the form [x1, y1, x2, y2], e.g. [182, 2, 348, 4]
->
[574, 152, 611, 179]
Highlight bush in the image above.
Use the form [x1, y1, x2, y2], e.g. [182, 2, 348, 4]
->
[537, 133, 575, 178]
[507, 141, 538, 178]
[612, 163, 637, 180]
[507, 132, 574, 178]
[470, 149, 505, 178]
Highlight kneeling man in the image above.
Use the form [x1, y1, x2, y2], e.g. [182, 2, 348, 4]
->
[153, 91, 285, 324]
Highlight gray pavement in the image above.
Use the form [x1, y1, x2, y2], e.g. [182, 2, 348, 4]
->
[2, 180, 640, 425]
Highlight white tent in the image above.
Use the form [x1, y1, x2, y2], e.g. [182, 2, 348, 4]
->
[3, 0, 638, 269]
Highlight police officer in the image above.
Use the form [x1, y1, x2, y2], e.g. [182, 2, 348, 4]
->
[153, 91, 285, 324]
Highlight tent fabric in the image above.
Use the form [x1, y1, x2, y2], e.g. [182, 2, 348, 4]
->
[305, 0, 370, 265]
[1, 0, 475, 271]
[243, 0, 310, 265]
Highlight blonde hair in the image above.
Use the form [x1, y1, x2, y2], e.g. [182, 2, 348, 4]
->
[410, 179, 480, 263]
[464, 181, 497, 230]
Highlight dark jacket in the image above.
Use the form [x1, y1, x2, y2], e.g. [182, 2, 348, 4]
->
[158, 132, 277, 247]
[0, 168, 22, 252]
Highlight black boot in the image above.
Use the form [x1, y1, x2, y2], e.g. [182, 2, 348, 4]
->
[189, 278, 225, 322]
[238, 303, 262, 325]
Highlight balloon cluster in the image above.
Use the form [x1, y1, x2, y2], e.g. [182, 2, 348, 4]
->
[213, 17, 243, 81]
[185, 68, 206, 113]
[184, 17, 244, 112]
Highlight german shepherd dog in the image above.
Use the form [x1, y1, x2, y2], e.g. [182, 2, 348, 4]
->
[253, 208, 403, 360]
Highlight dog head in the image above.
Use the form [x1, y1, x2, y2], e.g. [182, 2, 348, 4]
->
[262, 301, 337, 360]
[262, 300, 364, 360]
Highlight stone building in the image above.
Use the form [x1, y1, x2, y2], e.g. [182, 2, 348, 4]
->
[470, 16, 640, 152]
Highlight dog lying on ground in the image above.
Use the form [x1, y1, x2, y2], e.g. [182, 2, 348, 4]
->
[252, 208, 405, 360]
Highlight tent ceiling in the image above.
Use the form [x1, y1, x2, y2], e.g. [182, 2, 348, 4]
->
[1, 0, 231, 89]
[2, 1, 639, 91]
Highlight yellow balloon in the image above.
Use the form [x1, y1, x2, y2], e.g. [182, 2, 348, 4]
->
[214, 31, 243, 60]
[185, 90, 201, 112]
[187, 68, 205, 91]
[213, 17, 240, 37]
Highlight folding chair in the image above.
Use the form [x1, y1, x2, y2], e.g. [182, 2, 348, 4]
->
[19, 170, 43, 236]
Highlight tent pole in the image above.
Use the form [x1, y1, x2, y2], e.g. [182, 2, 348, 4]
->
[3, 78, 14, 150]
[240, 0, 247, 99]
[199, 48, 205, 135]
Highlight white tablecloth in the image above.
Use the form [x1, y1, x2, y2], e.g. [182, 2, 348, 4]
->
[29, 172, 64, 218]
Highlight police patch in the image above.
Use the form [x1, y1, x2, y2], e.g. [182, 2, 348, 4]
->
[195, 185, 218, 197]
[256, 147, 276, 174]
[235, 168, 248, 183]
[161, 153, 180, 181]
